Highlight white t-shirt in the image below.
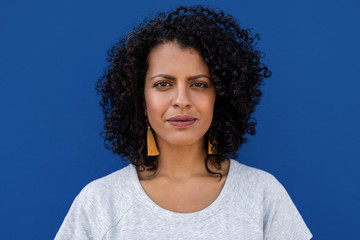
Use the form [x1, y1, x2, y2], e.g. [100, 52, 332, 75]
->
[55, 159, 312, 239]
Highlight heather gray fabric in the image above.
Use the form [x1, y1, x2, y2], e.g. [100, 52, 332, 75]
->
[55, 159, 312, 239]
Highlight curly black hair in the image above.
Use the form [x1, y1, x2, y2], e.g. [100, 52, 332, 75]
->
[96, 5, 271, 175]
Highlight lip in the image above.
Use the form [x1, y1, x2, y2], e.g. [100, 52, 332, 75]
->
[167, 115, 197, 127]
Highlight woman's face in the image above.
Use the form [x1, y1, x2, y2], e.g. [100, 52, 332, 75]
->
[144, 42, 216, 149]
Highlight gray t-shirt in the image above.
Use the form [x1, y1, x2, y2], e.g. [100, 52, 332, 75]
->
[55, 159, 312, 239]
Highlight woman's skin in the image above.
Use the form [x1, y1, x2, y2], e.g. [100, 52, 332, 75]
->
[137, 42, 229, 213]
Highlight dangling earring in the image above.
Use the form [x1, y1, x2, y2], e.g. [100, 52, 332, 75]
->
[146, 119, 159, 156]
[208, 132, 215, 155]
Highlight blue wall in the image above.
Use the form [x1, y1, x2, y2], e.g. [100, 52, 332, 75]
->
[1, 0, 359, 239]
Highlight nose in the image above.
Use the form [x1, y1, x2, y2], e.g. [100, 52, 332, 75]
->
[173, 84, 191, 109]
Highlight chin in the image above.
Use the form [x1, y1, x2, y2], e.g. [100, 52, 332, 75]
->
[164, 136, 205, 147]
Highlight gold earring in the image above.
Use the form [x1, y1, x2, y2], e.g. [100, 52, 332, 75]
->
[208, 133, 215, 155]
[147, 124, 160, 156]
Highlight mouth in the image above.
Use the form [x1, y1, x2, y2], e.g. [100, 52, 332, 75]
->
[167, 115, 197, 127]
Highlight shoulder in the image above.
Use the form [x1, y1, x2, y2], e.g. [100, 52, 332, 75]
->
[77, 164, 137, 210]
[81, 163, 134, 194]
[226, 160, 289, 220]
[77, 163, 135, 209]
[55, 164, 137, 239]
[229, 159, 282, 193]
[228, 159, 313, 240]
[229, 159, 294, 208]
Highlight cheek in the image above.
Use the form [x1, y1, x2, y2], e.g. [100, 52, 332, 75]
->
[192, 91, 216, 113]
[145, 91, 169, 121]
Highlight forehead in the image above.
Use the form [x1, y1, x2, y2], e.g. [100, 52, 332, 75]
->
[146, 42, 209, 76]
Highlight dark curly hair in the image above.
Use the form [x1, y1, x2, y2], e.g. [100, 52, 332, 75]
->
[96, 5, 271, 175]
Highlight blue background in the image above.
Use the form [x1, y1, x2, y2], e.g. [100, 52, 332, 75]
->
[1, 0, 359, 239]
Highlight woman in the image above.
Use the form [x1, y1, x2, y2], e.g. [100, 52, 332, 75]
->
[56, 6, 312, 239]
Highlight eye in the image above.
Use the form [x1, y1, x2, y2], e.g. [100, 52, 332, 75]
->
[154, 81, 172, 88]
[191, 82, 208, 88]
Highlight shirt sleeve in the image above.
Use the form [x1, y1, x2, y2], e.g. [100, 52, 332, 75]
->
[263, 175, 313, 240]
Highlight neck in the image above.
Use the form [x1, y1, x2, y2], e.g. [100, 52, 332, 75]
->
[155, 137, 209, 180]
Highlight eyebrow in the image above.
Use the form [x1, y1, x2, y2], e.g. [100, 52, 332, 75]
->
[150, 74, 211, 81]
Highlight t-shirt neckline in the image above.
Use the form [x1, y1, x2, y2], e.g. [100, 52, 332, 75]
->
[129, 159, 235, 222]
